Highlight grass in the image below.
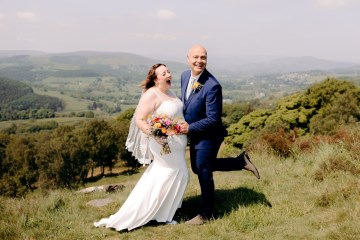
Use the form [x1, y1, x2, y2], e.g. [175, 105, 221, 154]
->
[33, 87, 92, 113]
[1, 141, 359, 240]
[32, 82, 139, 116]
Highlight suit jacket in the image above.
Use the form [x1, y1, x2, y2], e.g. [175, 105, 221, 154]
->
[181, 69, 227, 149]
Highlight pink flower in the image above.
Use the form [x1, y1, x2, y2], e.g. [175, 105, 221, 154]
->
[146, 114, 182, 155]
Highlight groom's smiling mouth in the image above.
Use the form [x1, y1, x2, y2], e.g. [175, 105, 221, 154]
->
[196, 64, 204, 68]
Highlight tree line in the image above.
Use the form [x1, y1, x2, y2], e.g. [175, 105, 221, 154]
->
[0, 109, 137, 197]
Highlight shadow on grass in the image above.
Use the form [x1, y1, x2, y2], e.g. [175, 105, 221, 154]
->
[107, 188, 272, 233]
[180, 187, 272, 220]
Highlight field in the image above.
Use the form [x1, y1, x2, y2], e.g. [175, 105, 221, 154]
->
[1, 137, 359, 240]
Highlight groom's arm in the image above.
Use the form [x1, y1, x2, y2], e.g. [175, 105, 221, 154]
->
[188, 83, 223, 135]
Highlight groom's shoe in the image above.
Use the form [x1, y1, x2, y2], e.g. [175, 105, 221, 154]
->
[184, 214, 207, 225]
[239, 151, 260, 179]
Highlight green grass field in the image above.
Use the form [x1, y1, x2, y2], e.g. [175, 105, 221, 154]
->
[33, 87, 91, 112]
[1, 139, 359, 240]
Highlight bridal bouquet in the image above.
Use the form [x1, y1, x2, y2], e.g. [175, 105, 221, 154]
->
[146, 114, 181, 155]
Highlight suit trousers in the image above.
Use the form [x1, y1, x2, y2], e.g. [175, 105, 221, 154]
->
[189, 141, 246, 218]
[190, 145, 216, 218]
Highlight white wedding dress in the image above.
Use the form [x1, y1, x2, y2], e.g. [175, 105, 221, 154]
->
[94, 92, 189, 231]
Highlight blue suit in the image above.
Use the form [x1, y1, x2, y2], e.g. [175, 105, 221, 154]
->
[181, 69, 227, 149]
[181, 69, 244, 218]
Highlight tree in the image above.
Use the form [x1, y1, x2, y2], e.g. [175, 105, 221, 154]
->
[81, 119, 121, 176]
[222, 102, 254, 127]
[0, 133, 10, 178]
[35, 126, 89, 189]
[84, 111, 95, 118]
[0, 134, 38, 197]
[116, 107, 135, 121]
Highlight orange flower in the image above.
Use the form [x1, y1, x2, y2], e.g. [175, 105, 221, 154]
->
[161, 127, 167, 134]
[146, 114, 182, 155]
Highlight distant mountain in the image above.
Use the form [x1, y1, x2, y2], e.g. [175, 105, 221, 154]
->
[0, 50, 186, 68]
[0, 50, 46, 57]
[45, 51, 188, 73]
[146, 53, 359, 75]
[0, 51, 188, 82]
[206, 55, 357, 75]
[0, 50, 358, 77]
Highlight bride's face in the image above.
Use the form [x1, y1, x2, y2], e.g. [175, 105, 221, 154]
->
[155, 65, 172, 91]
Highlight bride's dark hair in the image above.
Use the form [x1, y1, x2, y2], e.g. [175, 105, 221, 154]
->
[140, 63, 166, 91]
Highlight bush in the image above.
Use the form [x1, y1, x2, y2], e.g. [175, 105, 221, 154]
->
[84, 111, 94, 118]
[259, 128, 294, 158]
[226, 78, 360, 148]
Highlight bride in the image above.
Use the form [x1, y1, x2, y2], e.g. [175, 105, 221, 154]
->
[94, 63, 189, 231]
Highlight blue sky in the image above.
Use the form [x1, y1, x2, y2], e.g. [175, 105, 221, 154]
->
[1, 0, 359, 62]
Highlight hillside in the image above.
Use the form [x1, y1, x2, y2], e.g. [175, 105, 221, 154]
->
[0, 76, 359, 239]
[0, 77, 64, 121]
[0, 51, 187, 82]
[1, 124, 359, 239]
[0, 51, 189, 114]
[0, 78, 33, 103]
[226, 78, 360, 149]
[0, 50, 359, 114]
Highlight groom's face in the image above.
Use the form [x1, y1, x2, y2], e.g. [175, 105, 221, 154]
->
[187, 46, 207, 76]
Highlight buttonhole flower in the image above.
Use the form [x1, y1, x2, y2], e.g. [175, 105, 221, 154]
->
[192, 82, 203, 93]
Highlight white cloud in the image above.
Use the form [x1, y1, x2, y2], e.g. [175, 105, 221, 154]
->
[156, 9, 177, 20]
[315, 0, 353, 8]
[16, 11, 36, 21]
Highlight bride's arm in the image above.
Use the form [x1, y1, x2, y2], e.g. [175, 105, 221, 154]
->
[135, 90, 159, 135]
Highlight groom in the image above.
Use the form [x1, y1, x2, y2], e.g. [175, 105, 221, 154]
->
[179, 44, 260, 225]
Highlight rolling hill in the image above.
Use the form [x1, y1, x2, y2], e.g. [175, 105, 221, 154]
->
[0, 51, 187, 83]
[0, 77, 64, 121]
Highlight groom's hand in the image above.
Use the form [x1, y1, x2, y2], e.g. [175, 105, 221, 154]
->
[179, 122, 189, 134]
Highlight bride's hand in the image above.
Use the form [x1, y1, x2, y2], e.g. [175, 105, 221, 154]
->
[179, 122, 189, 134]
